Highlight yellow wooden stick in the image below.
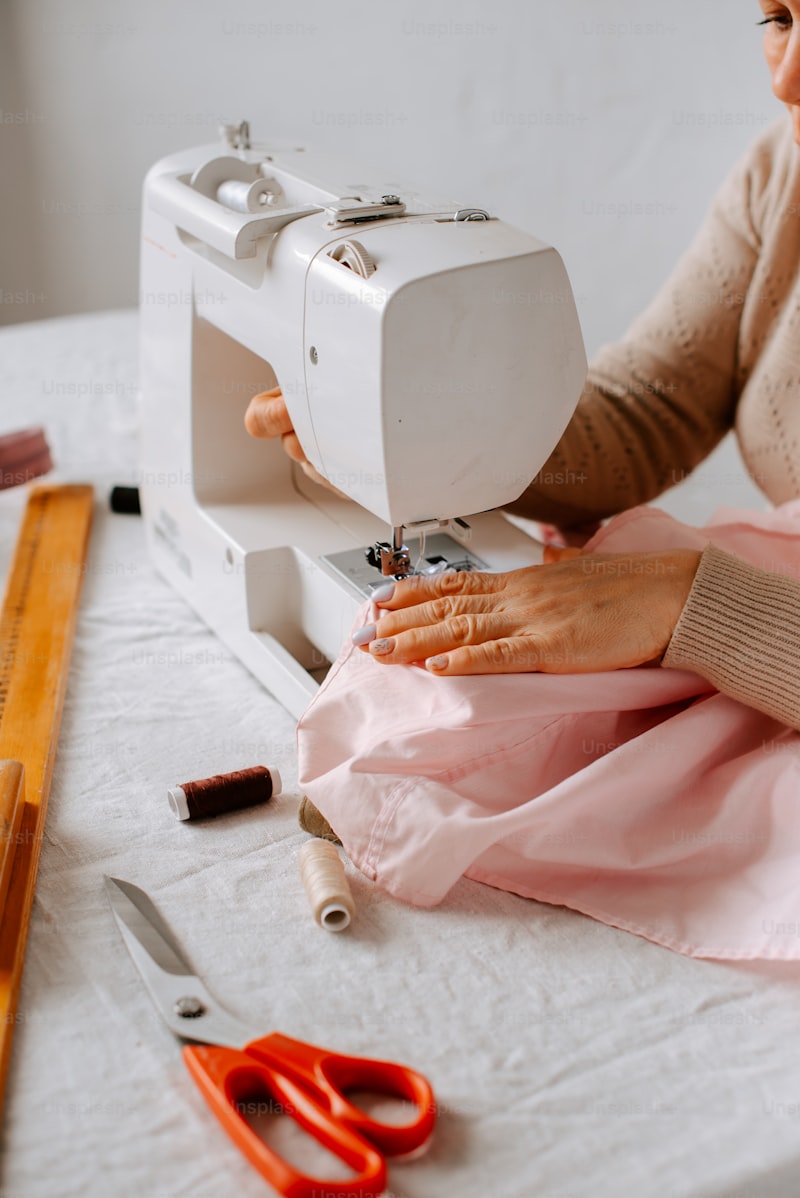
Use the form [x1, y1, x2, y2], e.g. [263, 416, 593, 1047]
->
[0, 484, 93, 1111]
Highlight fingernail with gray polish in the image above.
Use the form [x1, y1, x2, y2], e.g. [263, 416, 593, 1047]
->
[370, 638, 395, 656]
[426, 655, 449, 671]
[351, 624, 376, 646]
[370, 582, 395, 603]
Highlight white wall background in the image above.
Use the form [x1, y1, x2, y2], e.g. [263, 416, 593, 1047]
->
[0, 0, 781, 517]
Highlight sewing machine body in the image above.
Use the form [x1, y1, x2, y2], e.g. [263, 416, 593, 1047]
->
[139, 129, 587, 716]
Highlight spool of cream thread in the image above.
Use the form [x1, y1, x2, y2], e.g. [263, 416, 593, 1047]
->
[216, 178, 277, 213]
[298, 839, 355, 933]
[168, 766, 282, 822]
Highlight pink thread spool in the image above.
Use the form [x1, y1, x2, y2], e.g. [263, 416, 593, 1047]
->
[168, 766, 282, 821]
[0, 426, 52, 490]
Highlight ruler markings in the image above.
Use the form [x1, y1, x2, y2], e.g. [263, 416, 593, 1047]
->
[0, 484, 93, 1113]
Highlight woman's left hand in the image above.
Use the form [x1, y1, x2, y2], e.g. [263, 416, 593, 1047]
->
[353, 546, 702, 675]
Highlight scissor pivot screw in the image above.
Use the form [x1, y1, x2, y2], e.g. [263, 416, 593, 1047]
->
[174, 996, 206, 1018]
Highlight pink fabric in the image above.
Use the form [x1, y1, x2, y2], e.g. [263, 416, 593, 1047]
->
[297, 502, 800, 959]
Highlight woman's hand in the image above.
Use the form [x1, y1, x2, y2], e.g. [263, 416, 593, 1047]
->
[353, 546, 702, 675]
[244, 386, 342, 492]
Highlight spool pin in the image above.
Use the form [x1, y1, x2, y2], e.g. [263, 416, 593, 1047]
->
[298, 839, 355, 933]
[168, 766, 281, 822]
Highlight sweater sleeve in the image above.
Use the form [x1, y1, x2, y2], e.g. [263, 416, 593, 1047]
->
[508, 127, 774, 528]
[662, 544, 800, 731]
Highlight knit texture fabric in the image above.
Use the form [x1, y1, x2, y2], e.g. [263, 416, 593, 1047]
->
[663, 543, 800, 729]
[513, 116, 800, 728]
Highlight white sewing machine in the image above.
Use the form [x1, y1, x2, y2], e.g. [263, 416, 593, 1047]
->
[139, 121, 587, 717]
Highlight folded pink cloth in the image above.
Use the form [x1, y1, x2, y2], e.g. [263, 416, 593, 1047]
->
[297, 503, 800, 959]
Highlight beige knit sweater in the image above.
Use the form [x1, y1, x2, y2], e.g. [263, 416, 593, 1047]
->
[512, 116, 800, 730]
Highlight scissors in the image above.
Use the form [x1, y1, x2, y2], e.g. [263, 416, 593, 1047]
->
[105, 876, 436, 1198]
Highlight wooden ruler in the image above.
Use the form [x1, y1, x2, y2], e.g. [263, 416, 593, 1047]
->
[0, 484, 93, 1109]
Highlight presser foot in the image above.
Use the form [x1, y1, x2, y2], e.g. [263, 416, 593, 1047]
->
[322, 533, 489, 599]
[364, 538, 413, 580]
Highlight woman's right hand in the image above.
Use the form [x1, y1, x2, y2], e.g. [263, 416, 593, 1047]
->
[244, 386, 341, 492]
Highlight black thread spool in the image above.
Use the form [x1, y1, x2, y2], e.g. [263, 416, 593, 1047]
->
[168, 766, 281, 821]
[109, 485, 141, 515]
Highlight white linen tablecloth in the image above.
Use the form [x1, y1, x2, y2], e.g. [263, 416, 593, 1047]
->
[1, 309, 799, 1198]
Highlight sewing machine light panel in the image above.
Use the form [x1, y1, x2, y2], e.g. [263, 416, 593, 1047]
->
[302, 217, 587, 528]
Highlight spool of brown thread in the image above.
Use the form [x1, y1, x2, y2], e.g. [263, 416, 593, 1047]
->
[167, 766, 281, 821]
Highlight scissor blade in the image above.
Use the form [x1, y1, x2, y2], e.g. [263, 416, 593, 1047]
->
[105, 876, 193, 976]
[105, 876, 260, 1050]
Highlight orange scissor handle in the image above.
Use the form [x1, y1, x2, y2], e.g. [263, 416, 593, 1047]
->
[184, 1041, 386, 1198]
[246, 1032, 437, 1156]
[183, 1033, 435, 1198]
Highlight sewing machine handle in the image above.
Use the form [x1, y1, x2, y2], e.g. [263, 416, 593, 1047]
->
[147, 171, 321, 260]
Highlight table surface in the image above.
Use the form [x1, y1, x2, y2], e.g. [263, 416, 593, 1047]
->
[1, 309, 799, 1198]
